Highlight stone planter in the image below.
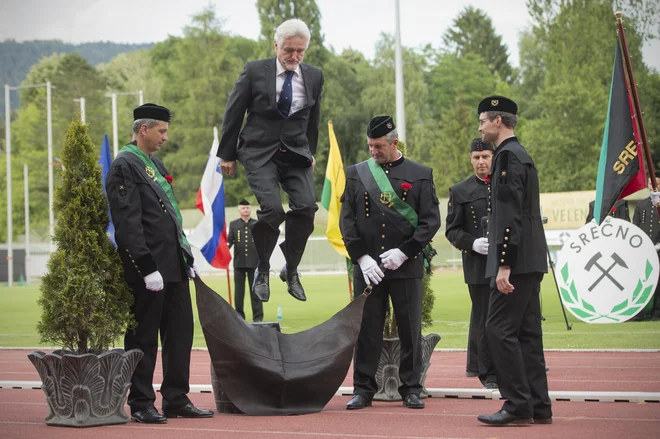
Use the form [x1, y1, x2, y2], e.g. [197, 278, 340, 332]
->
[373, 333, 441, 401]
[28, 349, 142, 427]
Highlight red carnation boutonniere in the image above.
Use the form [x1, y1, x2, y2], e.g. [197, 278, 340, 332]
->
[611, 207, 617, 213]
[401, 182, 412, 191]
[164, 175, 174, 184]
[484, 174, 491, 183]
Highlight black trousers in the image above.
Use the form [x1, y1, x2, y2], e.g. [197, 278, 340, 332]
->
[245, 157, 317, 271]
[124, 279, 193, 413]
[234, 267, 263, 322]
[468, 283, 497, 384]
[466, 307, 479, 374]
[485, 273, 551, 418]
[353, 276, 423, 399]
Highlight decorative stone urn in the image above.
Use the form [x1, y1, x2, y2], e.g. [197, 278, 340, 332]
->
[28, 349, 143, 427]
[373, 333, 441, 401]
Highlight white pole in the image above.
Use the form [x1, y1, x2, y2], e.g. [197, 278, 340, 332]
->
[24, 164, 29, 282]
[5, 84, 13, 287]
[138, 90, 144, 105]
[394, 0, 406, 142]
[47, 81, 54, 254]
[111, 93, 118, 157]
[80, 97, 86, 124]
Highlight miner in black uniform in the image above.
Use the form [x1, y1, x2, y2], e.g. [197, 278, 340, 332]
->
[228, 199, 263, 322]
[632, 176, 660, 320]
[585, 199, 630, 223]
[340, 116, 441, 411]
[106, 104, 214, 424]
[475, 96, 552, 426]
[446, 138, 497, 389]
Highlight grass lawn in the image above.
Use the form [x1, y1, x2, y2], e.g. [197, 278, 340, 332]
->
[1, 270, 659, 349]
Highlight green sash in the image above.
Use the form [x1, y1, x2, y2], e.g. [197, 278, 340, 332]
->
[356, 158, 418, 235]
[120, 144, 192, 256]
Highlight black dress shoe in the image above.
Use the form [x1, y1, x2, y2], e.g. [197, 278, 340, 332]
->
[163, 403, 214, 418]
[252, 269, 270, 302]
[279, 265, 306, 301]
[132, 407, 167, 424]
[346, 394, 372, 410]
[477, 409, 533, 426]
[483, 381, 498, 389]
[534, 416, 553, 424]
[403, 394, 424, 409]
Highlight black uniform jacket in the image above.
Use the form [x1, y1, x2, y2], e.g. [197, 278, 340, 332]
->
[446, 174, 489, 285]
[106, 149, 192, 284]
[633, 198, 660, 244]
[586, 199, 630, 223]
[485, 137, 548, 278]
[217, 57, 324, 171]
[340, 157, 441, 280]
[227, 218, 259, 269]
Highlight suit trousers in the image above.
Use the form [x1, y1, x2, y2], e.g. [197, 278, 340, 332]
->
[234, 267, 263, 322]
[466, 307, 478, 374]
[468, 283, 497, 384]
[352, 276, 423, 400]
[124, 279, 193, 413]
[485, 273, 551, 419]
[245, 157, 317, 271]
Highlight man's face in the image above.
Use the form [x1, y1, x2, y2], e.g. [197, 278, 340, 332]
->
[470, 150, 493, 179]
[478, 112, 499, 143]
[648, 177, 660, 191]
[141, 121, 168, 154]
[238, 205, 251, 217]
[274, 35, 308, 71]
[368, 136, 399, 164]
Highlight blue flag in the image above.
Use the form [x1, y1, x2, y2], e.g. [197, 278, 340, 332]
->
[99, 134, 116, 246]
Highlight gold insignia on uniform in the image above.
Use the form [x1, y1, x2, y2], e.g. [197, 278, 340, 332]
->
[491, 99, 499, 106]
[145, 166, 155, 179]
[501, 170, 507, 177]
[386, 123, 392, 129]
[380, 191, 394, 208]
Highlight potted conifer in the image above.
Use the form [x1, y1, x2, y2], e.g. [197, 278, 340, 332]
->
[373, 141, 441, 401]
[27, 119, 141, 427]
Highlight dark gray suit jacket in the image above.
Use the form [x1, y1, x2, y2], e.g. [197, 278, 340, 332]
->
[217, 57, 324, 171]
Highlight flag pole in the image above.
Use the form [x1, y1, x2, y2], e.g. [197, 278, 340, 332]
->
[226, 269, 233, 306]
[615, 13, 657, 200]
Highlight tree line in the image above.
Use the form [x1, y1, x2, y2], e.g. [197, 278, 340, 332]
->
[0, 0, 659, 242]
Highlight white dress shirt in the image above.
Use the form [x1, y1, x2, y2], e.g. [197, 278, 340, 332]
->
[276, 61, 307, 115]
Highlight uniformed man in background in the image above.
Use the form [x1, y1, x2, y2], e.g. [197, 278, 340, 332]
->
[106, 103, 213, 424]
[476, 96, 552, 426]
[632, 175, 660, 320]
[228, 199, 263, 322]
[446, 138, 497, 389]
[340, 116, 441, 411]
[585, 199, 630, 223]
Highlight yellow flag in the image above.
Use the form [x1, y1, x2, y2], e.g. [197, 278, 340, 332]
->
[321, 121, 349, 258]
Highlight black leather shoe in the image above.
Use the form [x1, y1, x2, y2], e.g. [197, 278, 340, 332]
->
[279, 265, 306, 301]
[346, 394, 372, 410]
[252, 269, 270, 302]
[534, 416, 553, 424]
[483, 381, 498, 389]
[477, 409, 533, 426]
[403, 394, 424, 409]
[131, 407, 167, 424]
[163, 403, 214, 418]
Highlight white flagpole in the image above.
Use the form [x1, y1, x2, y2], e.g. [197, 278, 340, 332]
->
[394, 0, 406, 142]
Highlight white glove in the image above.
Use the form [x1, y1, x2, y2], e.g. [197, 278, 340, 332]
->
[379, 248, 409, 271]
[357, 255, 385, 286]
[187, 263, 200, 279]
[472, 237, 489, 255]
[655, 243, 660, 252]
[144, 271, 164, 291]
[651, 191, 660, 207]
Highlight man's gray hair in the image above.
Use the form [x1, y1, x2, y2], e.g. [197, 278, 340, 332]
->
[486, 111, 518, 129]
[274, 19, 311, 48]
[132, 118, 160, 134]
[385, 128, 399, 143]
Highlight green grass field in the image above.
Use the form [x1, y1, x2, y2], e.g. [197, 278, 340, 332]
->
[2, 270, 659, 349]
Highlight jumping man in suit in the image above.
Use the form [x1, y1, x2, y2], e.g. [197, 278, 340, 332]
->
[217, 18, 324, 303]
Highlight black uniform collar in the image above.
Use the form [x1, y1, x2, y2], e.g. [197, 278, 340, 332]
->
[474, 174, 488, 185]
[381, 153, 405, 168]
[496, 136, 517, 149]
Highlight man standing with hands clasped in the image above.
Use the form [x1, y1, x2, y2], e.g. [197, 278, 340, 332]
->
[340, 116, 441, 411]
[476, 96, 552, 426]
[217, 18, 324, 303]
[445, 138, 497, 389]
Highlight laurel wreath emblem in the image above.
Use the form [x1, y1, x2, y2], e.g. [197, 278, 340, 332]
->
[559, 259, 655, 322]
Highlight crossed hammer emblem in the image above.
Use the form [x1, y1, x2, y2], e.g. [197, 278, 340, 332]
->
[584, 252, 628, 292]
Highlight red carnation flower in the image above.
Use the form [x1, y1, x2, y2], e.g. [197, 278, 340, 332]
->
[484, 174, 491, 183]
[401, 182, 412, 191]
[164, 175, 174, 184]
[611, 207, 617, 213]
